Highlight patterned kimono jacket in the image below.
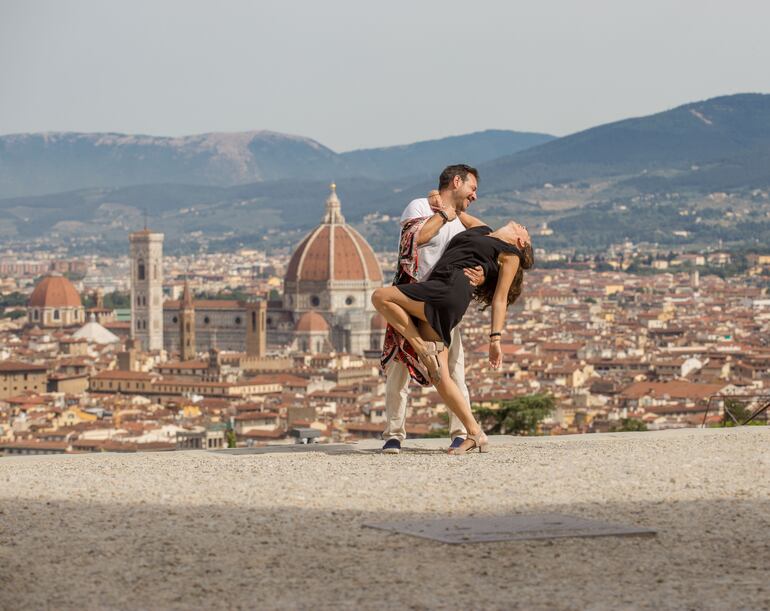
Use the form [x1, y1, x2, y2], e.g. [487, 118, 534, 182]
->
[379, 216, 433, 386]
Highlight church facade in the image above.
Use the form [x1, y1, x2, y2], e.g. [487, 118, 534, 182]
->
[162, 298, 266, 355]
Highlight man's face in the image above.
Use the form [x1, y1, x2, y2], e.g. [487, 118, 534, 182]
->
[453, 174, 478, 211]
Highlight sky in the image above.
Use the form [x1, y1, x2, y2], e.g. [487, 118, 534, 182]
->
[1, 0, 769, 152]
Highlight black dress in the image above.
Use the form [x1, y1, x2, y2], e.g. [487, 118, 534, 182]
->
[396, 225, 523, 346]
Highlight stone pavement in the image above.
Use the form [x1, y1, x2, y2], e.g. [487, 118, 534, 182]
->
[0, 427, 768, 610]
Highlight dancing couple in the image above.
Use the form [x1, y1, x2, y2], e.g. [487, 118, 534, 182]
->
[373, 164, 534, 456]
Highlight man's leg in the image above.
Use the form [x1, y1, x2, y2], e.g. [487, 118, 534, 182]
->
[447, 325, 469, 441]
[382, 360, 410, 444]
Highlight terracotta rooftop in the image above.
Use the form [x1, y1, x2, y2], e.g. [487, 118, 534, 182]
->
[0, 361, 48, 373]
[164, 300, 242, 310]
[620, 381, 726, 400]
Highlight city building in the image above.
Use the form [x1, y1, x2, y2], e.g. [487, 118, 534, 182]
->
[27, 274, 85, 328]
[129, 229, 164, 351]
[162, 298, 266, 356]
[0, 361, 48, 400]
[267, 184, 386, 354]
[156, 185, 383, 357]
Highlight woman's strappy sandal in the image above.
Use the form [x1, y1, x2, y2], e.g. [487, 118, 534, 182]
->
[448, 431, 489, 455]
[416, 341, 445, 385]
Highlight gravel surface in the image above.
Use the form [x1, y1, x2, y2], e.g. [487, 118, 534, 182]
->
[1, 427, 768, 610]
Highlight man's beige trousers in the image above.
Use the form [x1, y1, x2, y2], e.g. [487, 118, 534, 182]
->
[382, 325, 469, 441]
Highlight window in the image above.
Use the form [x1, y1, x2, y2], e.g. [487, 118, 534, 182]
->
[53, 310, 60, 320]
[138, 260, 146, 280]
[345, 296, 355, 305]
[172, 316, 178, 324]
[310, 295, 320, 307]
[235, 316, 242, 325]
[204, 316, 210, 325]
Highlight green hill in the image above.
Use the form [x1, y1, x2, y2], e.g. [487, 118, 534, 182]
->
[480, 93, 770, 193]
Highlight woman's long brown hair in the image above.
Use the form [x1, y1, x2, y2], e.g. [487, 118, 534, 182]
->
[474, 241, 534, 310]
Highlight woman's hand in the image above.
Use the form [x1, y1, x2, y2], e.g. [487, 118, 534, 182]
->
[428, 190, 442, 211]
[428, 190, 457, 221]
[489, 340, 502, 369]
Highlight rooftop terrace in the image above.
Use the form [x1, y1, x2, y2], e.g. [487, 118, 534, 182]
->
[1, 427, 768, 609]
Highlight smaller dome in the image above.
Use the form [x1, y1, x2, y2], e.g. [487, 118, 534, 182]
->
[29, 275, 82, 308]
[295, 311, 329, 333]
[73, 315, 120, 344]
[371, 313, 387, 330]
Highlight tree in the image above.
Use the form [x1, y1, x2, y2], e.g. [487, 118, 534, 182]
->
[83, 291, 130, 309]
[104, 292, 131, 309]
[723, 398, 750, 425]
[0, 292, 27, 308]
[474, 393, 554, 436]
[610, 418, 647, 432]
[226, 428, 237, 448]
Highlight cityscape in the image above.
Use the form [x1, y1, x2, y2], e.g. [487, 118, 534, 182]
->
[2, 183, 768, 457]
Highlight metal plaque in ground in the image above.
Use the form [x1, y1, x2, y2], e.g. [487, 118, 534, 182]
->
[364, 513, 656, 544]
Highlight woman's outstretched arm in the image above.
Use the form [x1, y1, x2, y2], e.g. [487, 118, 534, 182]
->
[488, 253, 520, 368]
[457, 210, 486, 229]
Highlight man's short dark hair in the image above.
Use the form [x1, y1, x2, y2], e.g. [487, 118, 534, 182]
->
[438, 164, 479, 191]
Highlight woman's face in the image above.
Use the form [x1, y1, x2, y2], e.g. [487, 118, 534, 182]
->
[507, 221, 531, 249]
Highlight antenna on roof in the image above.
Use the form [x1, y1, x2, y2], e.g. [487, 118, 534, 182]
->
[143, 207, 148, 231]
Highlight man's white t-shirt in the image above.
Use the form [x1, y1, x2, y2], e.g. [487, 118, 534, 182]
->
[400, 198, 466, 281]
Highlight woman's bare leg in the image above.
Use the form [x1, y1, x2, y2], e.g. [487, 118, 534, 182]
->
[416, 319, 482, 439]
[371, 286, 431, 354]
[435, 350, 482, 438]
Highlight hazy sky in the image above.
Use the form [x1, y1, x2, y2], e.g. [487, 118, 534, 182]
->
[2, 0, 769, 151]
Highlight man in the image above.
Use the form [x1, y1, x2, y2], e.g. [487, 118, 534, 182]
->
[381, 164, 482, 454]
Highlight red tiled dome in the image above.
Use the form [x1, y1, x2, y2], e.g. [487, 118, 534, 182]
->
[285, 185, 383, 284]
[28, 275, 82, 308]
[295, 311, 329, 332]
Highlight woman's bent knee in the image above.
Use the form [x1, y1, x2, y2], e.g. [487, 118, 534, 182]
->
[371, 287, 387, 309]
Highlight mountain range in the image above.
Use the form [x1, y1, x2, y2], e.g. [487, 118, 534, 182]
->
[0, 129, 553, 199]
[2, 93, 770, 252]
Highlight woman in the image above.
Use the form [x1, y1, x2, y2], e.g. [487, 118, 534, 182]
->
[371, 193, 534, 455]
